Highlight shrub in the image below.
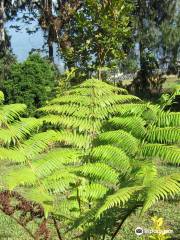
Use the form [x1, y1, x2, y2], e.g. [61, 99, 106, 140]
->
[1, 54, 58, 113]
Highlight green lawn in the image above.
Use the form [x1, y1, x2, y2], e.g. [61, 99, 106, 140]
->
[121, 74, 180, 92]
[163, 75, 180, 91]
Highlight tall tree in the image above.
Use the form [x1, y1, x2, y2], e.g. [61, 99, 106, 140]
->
[0, 0, 5, 56]
[160, 1, 180, 73]
[130, 0, 177, 98]
[37, 0, 133, 80]
[0, 0, 30, 56]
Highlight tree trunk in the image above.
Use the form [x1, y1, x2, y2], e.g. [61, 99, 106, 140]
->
[98, 68, 102, 80]
[0, 0, 5, 56]
[48, 40, 54, 61]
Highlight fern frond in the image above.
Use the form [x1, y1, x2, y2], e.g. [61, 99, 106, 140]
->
[97, 130, 139, 155]
[146, 127, 180, 144]
[78, 78, 127, 94]
[0, 104, 27, 125]
[56, 130, 92, 149]
[108, 116, 146, 138]
[41, 115, 102, 133]
[96, 186, 142, 218]
[141, 144, 180, 165]
[39, 104, 115, 120]
[43, 175, 79, 193]
[142, 174, 180, 213]
[89, 145, 131, 172]
[0, 118, 43, 145]
[55, 199, 80, 218]
[35, 148, 82, 178]
[78, 183, 108, 201]
[50, 94, 140, 107]
[75, 163, 119, 185]
[0, 147, 25, 162]
[156, 111, 180, 127]
[135, 162, 158, 185]
[114, 103, 151, 116]
[21, 130, 59, 159]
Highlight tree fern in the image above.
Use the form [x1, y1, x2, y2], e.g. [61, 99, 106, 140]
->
[0, 80, 179, 240]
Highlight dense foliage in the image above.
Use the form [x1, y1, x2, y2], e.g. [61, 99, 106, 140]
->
[1, 54, 58, 113]
[0, 2, 180, 239]
[0, 79, 179, 239]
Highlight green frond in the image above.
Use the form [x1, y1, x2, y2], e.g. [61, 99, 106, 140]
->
[89, 145, 131, 172]
[141, 144, 180, 165]
[0, 104, 27, 125]
[135, 162, 158, 185]
[108, 116, 146, 138]
[39, 103, 115, 120]
[44, 177, 78, 194]
[56, 130, 92, 149]
[0, 117, 43, 145]
[97, 130, 139, 155]
[156, 111, 180, 127]
[0, 147, 25, 162]
[78, 183, 108, 201]
[96, 186, 142, 218]
[66, 85, 127, 97]
[41, 115, 102, 133]
[142, 174, 180, 213]
[43, 171, 82, 193]
[38, 104, 77, 115]
[55, 199, 80, 218]
[49, 95, 94, 106]
[114, 103, 151, 116]
[146, 127, 180, 144]
[49, 94, 140, 107]
[21, 130, 59, 159]
[34, 148, 82, 178]
[75, 163, 119, 185]
[1, 78, 179, 230]
[78, 78, 127, 94]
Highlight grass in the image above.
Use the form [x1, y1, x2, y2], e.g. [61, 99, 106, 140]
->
[163, 75, 180, 91]
[121, 74, 180, 92]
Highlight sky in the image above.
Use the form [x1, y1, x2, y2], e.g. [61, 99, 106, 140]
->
[5, 11, 65, 71]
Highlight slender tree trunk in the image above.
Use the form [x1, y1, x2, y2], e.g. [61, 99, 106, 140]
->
[98, 68, 102, 80]
[139, 41, 144, 71]
[138, 0, 144, 72]
[48, 40, 54, 61]
[0, 0, 5, 56]
[46, 0, 54, 61]
[172, 44, 178, 66]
